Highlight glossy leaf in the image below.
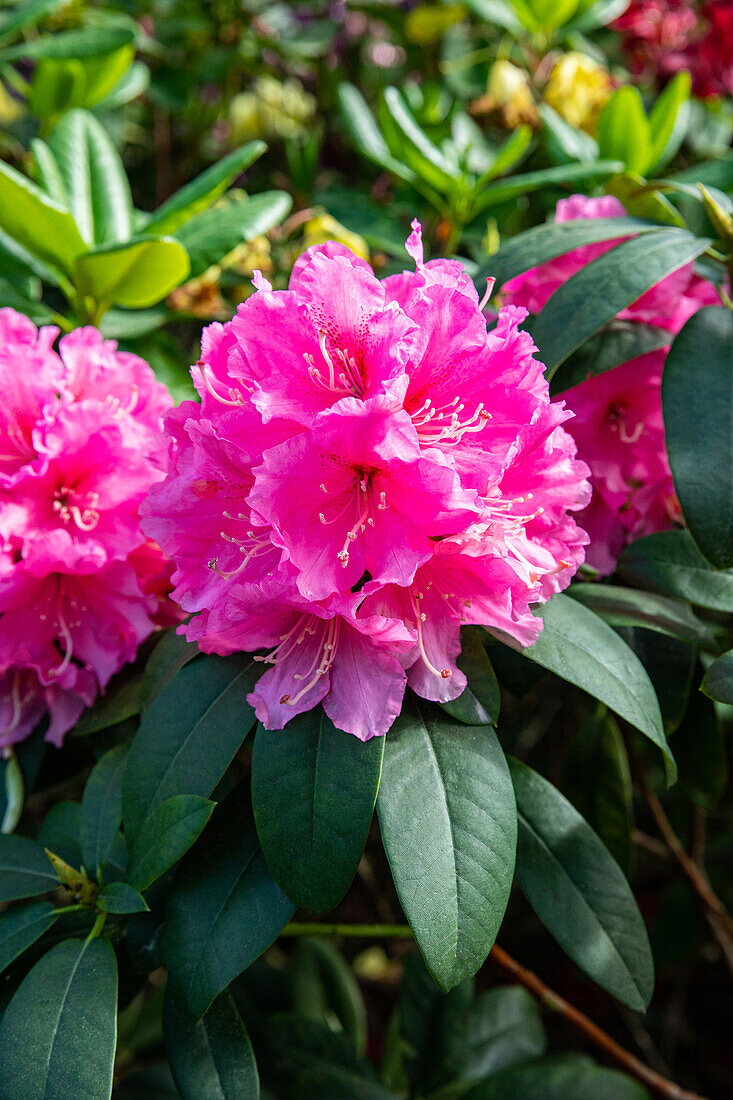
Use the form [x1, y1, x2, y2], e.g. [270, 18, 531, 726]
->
[464, 1053, 651, 1100]
[164, 791, 294, 1020]
[175, 191, 291, 279]
[480, 124, 533, 181]
[551, 321, 670, 394]
[127, 795, 215, 891]
[122, 654, 259, 840]
[440, 985, 546, 1085]
[146, 142, 267, 235]
[72, 677, 142, 737]
[509, 758, 654, 1011]
[0, 160, 85, 276]
[74, 235, 190, 309]
[479, 215, 657, 289]
[523, 595, 674, 780]
[81, 744, 128, 876]
[663, 307, 733, 569]
[0, 902, 56, 976]
[164, 989, 260, 1100]
[532, 230, 711, 375]
[377, 699, 516, 990]
[619, 530, 733, 612]
[0, 938, 118, 1100]
[471, 161, 623, 218]
[140, 629, 199, 709]
[378, 86, 460, 194]
[0, 24, 135, 62]
[440, 626, 500, 726]
[567, 584, 714, 646]
[48, 109, 133, 245]
[702, 649, 733, 704]
[252, 710, 383, 913]
[0, 835, 59, 903]
[97, 881, 149, 914]
[541, 104, 599, 165]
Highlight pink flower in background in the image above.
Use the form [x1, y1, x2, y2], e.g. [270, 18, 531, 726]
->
[0, 310, 176, 749]
[502, 194, 720, 333]
[142, 223, 590, 741]
[558, 352, 677, 574]
[502, 195, 721, 573]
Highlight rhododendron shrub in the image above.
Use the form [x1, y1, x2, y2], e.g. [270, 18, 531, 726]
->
[142, 224, 591, 740]
[0, 310, 175, 748]
[503, 194, 720, 573]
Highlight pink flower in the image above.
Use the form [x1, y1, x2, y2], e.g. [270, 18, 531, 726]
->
[558, 352, 678, 574]
[0, 311, 176, 749]
[142, 224, 590, 740]
[502, 194, 720, 333]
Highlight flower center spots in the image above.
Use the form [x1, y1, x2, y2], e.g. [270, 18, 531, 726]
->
[255, 614, 340, 705]
[303, 332, 365, 399]
[411, 395, 491, 446]
[319, 473, 388, 567]
[606, 401, 644, 444]
[53, 487, 100, 531]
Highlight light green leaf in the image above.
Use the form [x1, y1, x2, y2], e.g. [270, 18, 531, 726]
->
[597, 86, 652, 175]
[648, 71, 691, 174]
[0, 160, 85, 276]
[74, 235, 190, 309]
[174, 191, 292, 279]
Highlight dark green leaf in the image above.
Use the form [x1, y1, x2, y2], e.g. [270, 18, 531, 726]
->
[81, 744, 128, 875]
[164, 989, 259, 1100]
[37, 803, 82, 868]
[254, 1015, 399, 1100]
[592, 718, 634, 876]
[378, 699, 516, 990]
[399, 952, 474, 1093]
[252, 710, 383, 913]
[524, 595, 674, 780]
[509, 758, 654, 1011]
[122, 654, 259, 839]
[551, 322, 670, 395]
[440, 626, 500, 726]
[619, 530, 733, 611]
[617, 627, 695, 735]
[532, 230, 710, 375]
[175, 191, 292, 279]
[72, 677, 142, 737]
[567, 584, 714, 646]
[97, 881, 148, 914]
[672, 689, 727, 808]
[442, 985, 546, 1085]
[471, 161, 623, 218]
[0, 938, 118, 1100]
[463, 1053, 651, 1100]
[140, 628, 199, 710]
[0, 835, 59, 903]
[164, 791, 294, 1019]
[477, 216, 657, 289]
[48, 109, 133, 246]
[291, 938, 367, 1055]
[0, 902, 56, 976]
[127, 795, 215, 891]
[663, 307, 733, 569]
[702, 649, 733, 704]
[146, 142, 267, 236]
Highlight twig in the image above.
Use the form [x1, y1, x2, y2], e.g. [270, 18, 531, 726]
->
[628, 745, 733, 976]
[281, 922, 413, 939]
[489, 944, 708, 1100]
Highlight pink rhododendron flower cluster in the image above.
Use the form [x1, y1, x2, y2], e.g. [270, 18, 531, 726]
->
[142, 224, 591, 742]
[503, 194, 720, 573]
[0, 310, 176, 748]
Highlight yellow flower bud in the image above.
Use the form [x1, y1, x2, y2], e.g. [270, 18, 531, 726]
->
[544, 52, 613, 134]
[478, 61, 538, 129]
[302, 213, 370, 262]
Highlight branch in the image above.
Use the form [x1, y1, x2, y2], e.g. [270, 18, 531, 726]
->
[628, 745, 733, 977]
[489, 944, 707, 1100]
